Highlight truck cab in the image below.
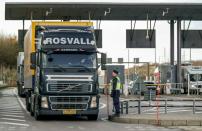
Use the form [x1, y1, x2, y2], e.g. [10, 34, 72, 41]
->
[184, 66, 202, 94]
[24, 22, 106, 120]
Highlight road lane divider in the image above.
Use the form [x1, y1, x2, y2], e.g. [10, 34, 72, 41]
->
[13, 89, 29, 114]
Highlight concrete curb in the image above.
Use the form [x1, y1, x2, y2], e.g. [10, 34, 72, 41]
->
[0, 86, 9, 90]
[109, 115, 202, 126]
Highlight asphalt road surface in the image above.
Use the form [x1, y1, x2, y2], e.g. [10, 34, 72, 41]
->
[0, 87, 182, 131]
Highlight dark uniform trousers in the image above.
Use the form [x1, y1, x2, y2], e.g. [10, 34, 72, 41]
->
[112, 90, 120, 114]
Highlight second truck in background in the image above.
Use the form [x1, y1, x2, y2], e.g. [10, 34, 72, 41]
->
[17, 52, 24, 97]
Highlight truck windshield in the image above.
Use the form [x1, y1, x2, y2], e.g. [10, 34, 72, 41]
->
[42, 52, 96, 68]
[199, 74, 202, 81]
[190, 74, 197, 82]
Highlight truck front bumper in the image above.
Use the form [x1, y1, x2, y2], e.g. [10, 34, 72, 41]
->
[38, 109, 99, 116]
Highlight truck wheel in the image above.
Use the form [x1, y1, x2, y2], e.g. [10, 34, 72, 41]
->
[25, 95, 30, 112]
[34, 104, 42, 120]
[30, 103, 34, 116]
[87, 114, 98, 120]
[30, 97, 34, 116]
[19, 87, 25, 98]
[17, 84, 20, 96]
[30, 107, 34, 116]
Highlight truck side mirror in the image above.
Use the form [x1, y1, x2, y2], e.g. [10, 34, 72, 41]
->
[101, 53, 107, 70]
[30, 52, 36, 69]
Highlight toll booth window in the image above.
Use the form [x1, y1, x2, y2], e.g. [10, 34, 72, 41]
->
[190, 74, 197, 82]
[199, 74, 202, 81]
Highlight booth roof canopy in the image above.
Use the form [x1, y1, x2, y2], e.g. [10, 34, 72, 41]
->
[5, 2, 202, 20]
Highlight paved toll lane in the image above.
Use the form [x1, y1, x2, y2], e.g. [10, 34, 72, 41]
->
[0, 87, 183, 131]
[0, 88, 30, 131]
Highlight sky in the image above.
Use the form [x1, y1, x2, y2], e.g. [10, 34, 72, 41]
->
[1, 0, 202, 64]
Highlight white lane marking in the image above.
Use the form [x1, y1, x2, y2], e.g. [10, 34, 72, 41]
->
[0, 122, 29, 127]
[1, 118, 26, 122]
[0, 109, 22, 112]
[196, 112, 202, 114]
[0, 104, 19, 106]
[13, 89, 29, 114]
[0, 106, 22, 109]
[78, 126, 85, 130]
[0, 109, 23, 112]
[101, 117, 108, 122]
[1, 115, 25, 118]
[99, 103, 106, 109]
[0, 112, 24, 115]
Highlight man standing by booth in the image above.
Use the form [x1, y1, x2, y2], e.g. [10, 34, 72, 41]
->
[110, 70, 121, 116]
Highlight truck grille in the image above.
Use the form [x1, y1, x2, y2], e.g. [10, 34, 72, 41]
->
[49, 96, 90, 110]
[47, 82, 92, 93]
[51, 104, 87, 110]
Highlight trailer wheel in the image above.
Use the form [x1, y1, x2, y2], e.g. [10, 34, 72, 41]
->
[18, 84, 25, 98]
[87, 114, 98, 120]
[25, 94, 30, 112]
[30, 104, 35, 116]
[17, 83, 20, 96]
[30, 98, 34, 116]
[30, 107, 34, 116]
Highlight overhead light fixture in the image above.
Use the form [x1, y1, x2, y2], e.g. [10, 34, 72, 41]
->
[162, 8, 169, 16]
[146, 13, 149, 40]
[46, 8, 53, 16]
[104, 8, 111, 16]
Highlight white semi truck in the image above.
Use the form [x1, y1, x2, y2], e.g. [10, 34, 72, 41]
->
[182, 66, 202, 95]
[16, 52, 24, 97]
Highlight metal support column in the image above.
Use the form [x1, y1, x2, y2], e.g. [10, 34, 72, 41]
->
[22, 19, 25, 50]
[177, 20, 181, 86]
[170, 20, 175, 85]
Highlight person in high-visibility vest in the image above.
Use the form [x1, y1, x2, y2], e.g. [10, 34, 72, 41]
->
[110, 69, 121, 116]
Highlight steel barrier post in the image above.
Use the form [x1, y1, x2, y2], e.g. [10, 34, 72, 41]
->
[165, 99, 167, 114]
[120, 102, 123, 114]
[126, 101, 129, 114]
[193, 99, 196, 114]
[138, 99, 141, 114]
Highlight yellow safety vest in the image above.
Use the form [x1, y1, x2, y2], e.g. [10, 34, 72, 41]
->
[110, 76, 121, 90]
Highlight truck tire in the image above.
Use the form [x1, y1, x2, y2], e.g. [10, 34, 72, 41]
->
[30, 104, 34, 116]
[17, 83, 20, 96]
[87, 114, 98, 120]
[25, 95, 30, 112]
[17, 85, 23, 97]
[30, 97, 34, 116]
[34, 102, 42, 120]
[30, 106, 34, 116]
[18, 87, 25, 98]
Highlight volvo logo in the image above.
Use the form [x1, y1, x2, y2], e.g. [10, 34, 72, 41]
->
[59, 84, 82, 92]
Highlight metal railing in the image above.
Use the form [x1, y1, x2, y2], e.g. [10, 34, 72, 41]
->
[120, 99, 202, 115]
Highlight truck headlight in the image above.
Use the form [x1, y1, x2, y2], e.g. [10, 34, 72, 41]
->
[41, 96, 48, 108]
[191, 85, 196, 88]
[90, 96, 97, 108]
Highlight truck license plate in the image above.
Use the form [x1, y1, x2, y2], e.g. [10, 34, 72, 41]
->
[63, 109, 76, 115]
